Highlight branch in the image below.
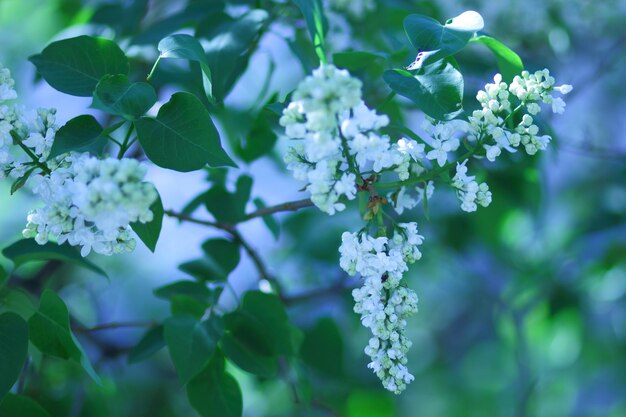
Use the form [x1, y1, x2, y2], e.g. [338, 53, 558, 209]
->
[163, 209, 234, 232]
[282, 279, 346, 305]
[229, 228, 277, 285]
[244, 198, 313, 221]
[164, 210, 282, 290]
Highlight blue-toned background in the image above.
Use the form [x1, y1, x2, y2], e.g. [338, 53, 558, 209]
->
[1, 0, 625, 416]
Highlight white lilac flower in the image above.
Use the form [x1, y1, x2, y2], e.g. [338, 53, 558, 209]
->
[281, 65, 410, 214]
[339, 226, 423, 393]
[470, 70, 570, 158]
[389, 186, 417, 215]
[341, 101, 389, 138]
[421, 119, 463, 167]
[23, 153, 158, 257]
[451, 160, 492, 212]
[426, 137, 460, 167]
[0, 104, 58, 180]
[483, 144, 501, 162]
[280, 65, 364, 214]
[0, 64, 17, 101]
[395, 138, 425, 162]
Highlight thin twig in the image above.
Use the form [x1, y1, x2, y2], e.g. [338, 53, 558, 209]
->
[164, 210, 281, 290]
[163, 209, 234, 232]
[282, 280, 345, 305]
[243, 198, 313, 220]
[230, 228, 279, 286]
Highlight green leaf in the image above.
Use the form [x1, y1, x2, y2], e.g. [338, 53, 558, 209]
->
[204, 175, 252, 223]
[234, 109, 277, 163]
[2, 239, 107, 277]
[128, 325, 165, 364]
[154, 280, 212, 303]
[91, 0, 148, 36]
[10, 168, 36, 195]
[28, 290, 81, 360]
[0, 394, 52, 417]
[158, 34, 213, 100]
[92, 75, 157, 120]
[130, 192, 164, 252]
[383, 60, 464, 121]
[187, 351, 242, 417]
[0, 313, 28, 401]
[29, 35, 129, 97]
[0, 266, 6, 289]
[28, 290, 100, 383]
[471, 35, 524, 83]
[164, 315, 222, 384]
[178, 258, 217, 281]
[224, 291, 298, 357]
[181, 190, 210, 217]
[332, 51, 385, 71]
[403, 11, 484, 70]
[0, 289, 37, 321]
[220, 331, 277, 377]
[292, 0, 327, 64]
[135, 92, 236, 172]
[253, 198, 279, 240]
[301, 317, 343, 377]
[199, 238, 241, 280]
[49, 115, 105, 159]
[197, 10, 268, 101]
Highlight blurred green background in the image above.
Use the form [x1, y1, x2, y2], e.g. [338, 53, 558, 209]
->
[1, 0, 626, 416]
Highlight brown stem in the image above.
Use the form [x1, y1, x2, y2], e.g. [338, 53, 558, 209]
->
[163, 209, 234, 232]
[229, 228, 276, 284]
[244, 198, 313, 221]
[164, 210, 282, 290]
[282, 280, 345, 305]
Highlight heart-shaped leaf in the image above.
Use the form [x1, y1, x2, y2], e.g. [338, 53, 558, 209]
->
[164, 314, 222, 384]
[130, 191, 163, 252]
[49, 115, 106, 159]
[29, 35, 129, 97]
[92, 75, 157, 120]
[404, 11, 484, 70]
[157, 34, 213, 101]
[384, 60, 464, 121]
[135, 92, 236, 172]
[0, 313, 28, 401]
[187, 351, 242, 417]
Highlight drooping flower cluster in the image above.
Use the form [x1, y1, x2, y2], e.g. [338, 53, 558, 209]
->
[1, 63, 157, 257]
[23, 154, 157, 257]
[281, 60, 572, 393]
[452, 160, 492, 212]
[339, 223, 423, 394]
